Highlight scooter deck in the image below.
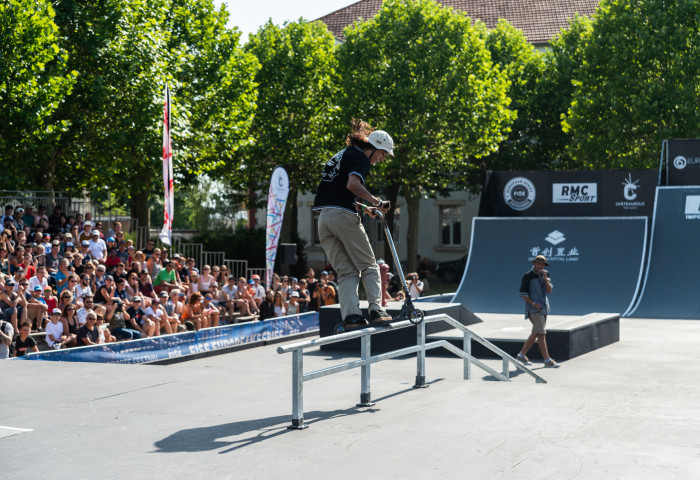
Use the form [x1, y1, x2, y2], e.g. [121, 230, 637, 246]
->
[334, 320, 398, 334]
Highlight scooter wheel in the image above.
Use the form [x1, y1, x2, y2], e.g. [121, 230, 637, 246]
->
[334, 323, 346, 334]
[409, 309, 425, 325]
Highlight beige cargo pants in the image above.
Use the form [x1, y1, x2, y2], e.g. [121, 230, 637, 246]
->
[318, 208, 381, 320]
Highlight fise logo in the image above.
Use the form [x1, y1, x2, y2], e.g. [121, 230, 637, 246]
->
[684, 195, 700, 220]
[552, 183, 598, 203]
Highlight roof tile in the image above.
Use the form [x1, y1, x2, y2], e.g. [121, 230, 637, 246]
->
[317, 0, 599, 44]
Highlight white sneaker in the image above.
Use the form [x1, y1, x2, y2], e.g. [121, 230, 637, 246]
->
[544, 358, 560, 368]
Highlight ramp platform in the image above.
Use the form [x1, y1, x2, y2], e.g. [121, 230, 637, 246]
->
[452, 217, 648, 315]
[427, 312, 620, 361]
[318, 301, 478, 352]
[627, 186, 700, 318]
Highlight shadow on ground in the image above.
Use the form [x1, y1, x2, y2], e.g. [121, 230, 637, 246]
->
[152, 380, 443, 455]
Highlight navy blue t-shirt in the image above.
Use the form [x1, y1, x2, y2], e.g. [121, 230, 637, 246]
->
[313, 146, 371, 214]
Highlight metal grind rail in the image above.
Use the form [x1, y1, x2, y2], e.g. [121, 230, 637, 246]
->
[277, 313, 546, 429]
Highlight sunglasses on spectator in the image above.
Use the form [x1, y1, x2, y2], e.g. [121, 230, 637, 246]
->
[87, 316, 96, 320]
[66, 308, 74, 311]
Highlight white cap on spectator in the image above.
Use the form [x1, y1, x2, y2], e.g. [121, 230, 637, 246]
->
[92, 231, 99, 236]
[291, 291, 300, 297]
[84, 221, 93, 227]
[52, 308, 61, 314]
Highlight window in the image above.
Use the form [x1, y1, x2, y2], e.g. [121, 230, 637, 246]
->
[440, 206, 462, 246]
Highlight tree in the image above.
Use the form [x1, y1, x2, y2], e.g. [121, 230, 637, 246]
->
[0, 0, 76, 189]
[563, 0, 700, 168]
[238, 19, 340, 242]
[482, 20, 548, 170]
[336, 0, 513, 271]
[0, 0, 258, 230]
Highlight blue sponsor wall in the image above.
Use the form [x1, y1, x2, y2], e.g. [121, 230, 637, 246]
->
[452, 217, 648, 316]
[22, 312, 318, 364]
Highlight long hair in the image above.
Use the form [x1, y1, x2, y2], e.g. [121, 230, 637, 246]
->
[346, 118, 374, 150]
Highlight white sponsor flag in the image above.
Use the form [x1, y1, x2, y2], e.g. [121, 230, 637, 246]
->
[265, 167, 289, 289]
[159, 84, 174, 246]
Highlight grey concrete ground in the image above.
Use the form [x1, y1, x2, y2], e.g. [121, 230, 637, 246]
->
[2, 317, 700, 480]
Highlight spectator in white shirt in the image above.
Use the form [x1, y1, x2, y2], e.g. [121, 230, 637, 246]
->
[88, 230, 107, 262]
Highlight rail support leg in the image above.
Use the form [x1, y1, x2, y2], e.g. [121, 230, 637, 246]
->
[288, 349, 308, 429]
[464, 332, 472, 380]
[414, 320, 428, 388]
[357, 333, 375, 407]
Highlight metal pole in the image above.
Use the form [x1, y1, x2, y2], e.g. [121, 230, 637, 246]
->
[358, 333, 375, 406]
[414, 320, 428, 388]
[288, 349, 308, 429]
[464, 331, 472, 380]
[502, 357, 510, 380]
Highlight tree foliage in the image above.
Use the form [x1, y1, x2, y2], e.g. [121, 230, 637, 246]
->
[336, 0, 513, 270]
[0, 0, 76, 188]
[563, 0, 700, 168]
[238, 20, 340, 194]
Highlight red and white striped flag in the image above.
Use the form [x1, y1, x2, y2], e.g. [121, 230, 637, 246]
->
[159, 84, 174, 246]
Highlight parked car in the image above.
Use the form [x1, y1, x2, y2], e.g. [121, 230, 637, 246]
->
[435, 255, 467, 283]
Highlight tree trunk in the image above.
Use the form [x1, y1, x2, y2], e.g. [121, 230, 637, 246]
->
[402, 184, 420, 275]
[130, 188, 151, 234]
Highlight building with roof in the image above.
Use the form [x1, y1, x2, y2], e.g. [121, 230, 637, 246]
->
[318, 0, 599, 46]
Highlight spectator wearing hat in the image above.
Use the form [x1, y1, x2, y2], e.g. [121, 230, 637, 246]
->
[126, 296, 155, 337]
[202, 294, 220, 327]
[286, 290, 300, 315]
[517, 254, 559, 368]
[157, 290, 182, 332]
[136, 269, 156, 302]
[42, 285, 57, 311]
[249, 274, 264, 306]
[88, 230, 107, 263]
[11, 206, 25, 231]
[79, 240, 94, 265]
[94, 274, 115, 305]
[1, 278, 27, 332]
[79, 221, 93, 243]
[114, 277, 130, 306]
[0, 311, 15, 359]
[46, 308, 68, 349]
[93, 264, 107, 293]
[142, 296, 172, 335]
[41, 233, 52, 254]
[25, 284, 49, 331]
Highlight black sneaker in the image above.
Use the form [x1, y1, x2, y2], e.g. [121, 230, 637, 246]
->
[369, 308, 392, 324]
[344, 314, 368, 329]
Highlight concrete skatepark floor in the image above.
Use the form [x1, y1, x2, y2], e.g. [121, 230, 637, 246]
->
[2, 317, 700, 479]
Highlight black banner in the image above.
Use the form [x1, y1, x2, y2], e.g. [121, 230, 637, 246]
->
[667, 139, 700, 186]
[480, 170, 657, 218]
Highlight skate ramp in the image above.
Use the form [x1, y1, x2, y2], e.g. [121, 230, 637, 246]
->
[627, 187, 700, 318]
[451, 217, 648, 315]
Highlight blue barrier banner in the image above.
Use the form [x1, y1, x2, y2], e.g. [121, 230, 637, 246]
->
[22, 312, 319, 364]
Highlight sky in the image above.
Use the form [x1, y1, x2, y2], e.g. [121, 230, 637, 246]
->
[215, 0, 358, 42]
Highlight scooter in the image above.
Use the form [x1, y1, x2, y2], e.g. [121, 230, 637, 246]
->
[333, 203, 425, 334]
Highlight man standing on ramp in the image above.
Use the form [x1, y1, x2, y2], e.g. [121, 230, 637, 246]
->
[313, 119, 393, 330]
[517, 255, 559, 368]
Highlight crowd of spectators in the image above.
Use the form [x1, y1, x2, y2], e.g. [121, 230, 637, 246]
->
[0, 203, 340, 358]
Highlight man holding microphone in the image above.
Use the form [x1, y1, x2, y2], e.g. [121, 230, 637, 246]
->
[517, 254, 559, 368]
